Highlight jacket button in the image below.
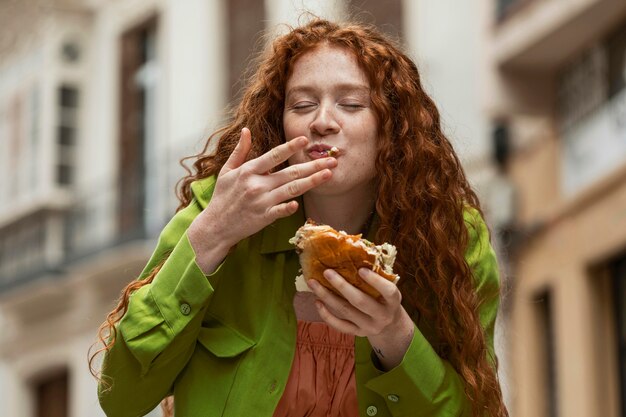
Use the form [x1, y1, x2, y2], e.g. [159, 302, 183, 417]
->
[387, 394, 399, 402]
[180, 303, 191, 315]
[268, 380, 278, 394]
[366, 405, 378, 416]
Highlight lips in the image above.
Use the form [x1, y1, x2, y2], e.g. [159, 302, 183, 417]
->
[307, 144, 340, 159]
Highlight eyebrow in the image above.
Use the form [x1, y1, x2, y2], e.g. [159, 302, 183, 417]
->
[285, 83, 370, 97]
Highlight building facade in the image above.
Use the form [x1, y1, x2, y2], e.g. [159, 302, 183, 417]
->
[486, 0, 626, 416]
[0, 1, 502, 416]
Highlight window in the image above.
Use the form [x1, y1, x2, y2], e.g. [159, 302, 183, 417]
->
[559, 20, 626, 195]
[557, 46, 608, 131]
[33, 370, 69, 417]
[118, 17, 158, 239]
[495, 0, 536, 22]
[608, 24, 626, 98]
[226, 0, 265, 101]
[533, 290, 558, 417]
[613, 257, 626, 417]
[347, 0, 403, 41]
[56, 85, 79, 187]
[558, 20, 626, 130]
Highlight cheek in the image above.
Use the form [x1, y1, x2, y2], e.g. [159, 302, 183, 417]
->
[282, 114, 291, 138]
[283, 115, 305, 139]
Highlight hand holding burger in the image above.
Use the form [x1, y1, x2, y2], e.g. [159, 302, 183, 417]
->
[289, 220, 400, 299]
[290, 220, 414, 371]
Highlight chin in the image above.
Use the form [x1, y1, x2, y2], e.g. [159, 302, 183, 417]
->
[307, 180, 341, 196]
[311, 175, 377, 198]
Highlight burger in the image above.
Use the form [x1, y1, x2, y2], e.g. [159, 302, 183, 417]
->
[289, 220, 400, 299]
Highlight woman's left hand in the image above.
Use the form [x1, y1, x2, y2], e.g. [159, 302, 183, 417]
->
[308, 268, 415, 370]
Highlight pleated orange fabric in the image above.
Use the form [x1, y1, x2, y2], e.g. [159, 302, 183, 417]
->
[272, 320, 359, 417]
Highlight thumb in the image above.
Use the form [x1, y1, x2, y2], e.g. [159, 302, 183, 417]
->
[222, 127, 252, 174]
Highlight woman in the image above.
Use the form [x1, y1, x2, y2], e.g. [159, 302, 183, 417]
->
[91, 19, 508, 417]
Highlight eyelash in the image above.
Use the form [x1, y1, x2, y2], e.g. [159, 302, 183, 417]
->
[292, 103, 315, 110]
[340, 103, 363, 109]
[291, 103, 364, 111]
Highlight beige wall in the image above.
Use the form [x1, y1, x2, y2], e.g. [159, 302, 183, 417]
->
[508, 141, 626, 417]
[487, 1, 626, 416]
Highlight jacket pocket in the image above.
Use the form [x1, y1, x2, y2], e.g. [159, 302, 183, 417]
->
[174, 322, 257, 416]
[197, 322, 256, 357]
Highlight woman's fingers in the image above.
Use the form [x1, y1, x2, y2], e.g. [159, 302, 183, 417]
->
[357, 268, 402, 304]
[249, 136, 309, 174]
[314, 301, 364, 336]
[268, 168, 333, 203]
[321, 270, 383, 317]
[308, 277, 373, 325]
[222, 128, 253, 174]
[308, 268, 405, 337]
[269, 157, 337, 187]
[265, 200, 300, 222]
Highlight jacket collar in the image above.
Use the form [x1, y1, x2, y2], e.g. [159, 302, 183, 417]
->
[190, 176, 217, 209]
[190, 176, 379, 255]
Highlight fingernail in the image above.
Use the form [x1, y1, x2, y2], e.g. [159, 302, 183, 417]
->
[358, 268, 368, 278]
[308, 280, 318, 290]
[326, 158, 336, 167]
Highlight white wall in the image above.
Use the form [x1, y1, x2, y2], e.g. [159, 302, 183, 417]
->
[266, 0, 346, 32]
[162, 0, 227, 217]
[405, 0, 491, 170]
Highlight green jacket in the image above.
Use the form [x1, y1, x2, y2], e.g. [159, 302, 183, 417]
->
[99, 176, 500, 417]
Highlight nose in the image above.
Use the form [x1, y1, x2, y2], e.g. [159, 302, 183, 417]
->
[309, 104, 340, 137]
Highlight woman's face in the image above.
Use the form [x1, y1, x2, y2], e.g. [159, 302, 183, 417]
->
[283, 45, 379, 198]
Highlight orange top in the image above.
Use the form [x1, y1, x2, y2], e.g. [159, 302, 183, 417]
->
[273, 320, 359, 417]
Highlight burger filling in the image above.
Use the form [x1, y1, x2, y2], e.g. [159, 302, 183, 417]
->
[289, 222, 399, 291]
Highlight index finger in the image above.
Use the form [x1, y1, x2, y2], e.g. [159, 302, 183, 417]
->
[249, 136, 308, 174]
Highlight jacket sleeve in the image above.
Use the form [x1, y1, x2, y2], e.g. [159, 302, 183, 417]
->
[364, 208, 501, 417]
[98, 198, 225, 417]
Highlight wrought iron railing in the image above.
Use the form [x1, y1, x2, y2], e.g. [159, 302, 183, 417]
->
[0, 144, 191, 292]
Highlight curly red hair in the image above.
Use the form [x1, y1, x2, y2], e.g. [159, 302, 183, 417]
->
[92, 19, 507, 417]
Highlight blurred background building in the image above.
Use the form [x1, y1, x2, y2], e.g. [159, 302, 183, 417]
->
[487, 0, 626, 417]
[0, 0, 624, 416]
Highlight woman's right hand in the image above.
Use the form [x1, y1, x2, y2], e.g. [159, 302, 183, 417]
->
[188, 127, 336, 274]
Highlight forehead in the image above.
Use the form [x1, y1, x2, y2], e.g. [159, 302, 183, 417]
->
[286, 45, 370, 91]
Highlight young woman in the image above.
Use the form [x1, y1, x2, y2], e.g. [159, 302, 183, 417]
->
[91, 19, 508, 417]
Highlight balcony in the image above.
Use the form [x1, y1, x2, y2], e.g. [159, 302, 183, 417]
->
[0, 179, 154, 293]
[0, 206, 64, 291]
[493, 0, 626, 71]
[561, 86, 626, 196]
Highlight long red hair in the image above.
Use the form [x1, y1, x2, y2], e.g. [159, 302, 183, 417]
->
[92, 19, 507, 417]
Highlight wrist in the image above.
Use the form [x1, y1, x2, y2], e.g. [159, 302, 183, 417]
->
[188, 215, 236, 275]
[383, 308, 415, 339]
[368, 309, 415, 371]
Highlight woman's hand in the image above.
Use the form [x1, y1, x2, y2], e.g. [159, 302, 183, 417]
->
[308, 268, 415, 371]
[188, 128, 336, 274]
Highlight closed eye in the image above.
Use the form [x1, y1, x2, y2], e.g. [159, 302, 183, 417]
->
[339, 103, 365, 110]
[291, 102, 317, 111]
